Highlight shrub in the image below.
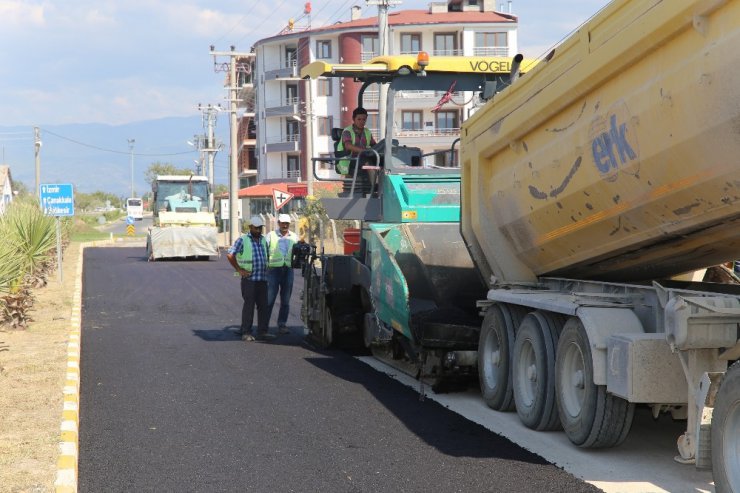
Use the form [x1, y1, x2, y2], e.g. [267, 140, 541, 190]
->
[0, 198, 63, 328]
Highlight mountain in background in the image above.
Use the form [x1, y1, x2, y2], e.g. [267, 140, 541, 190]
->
[0, 116, 230, 198]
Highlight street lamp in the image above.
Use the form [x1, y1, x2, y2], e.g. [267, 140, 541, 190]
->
[127, 138, 135, 198]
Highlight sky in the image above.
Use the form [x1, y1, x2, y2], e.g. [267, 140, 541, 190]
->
[0, 0, 609, 127]
[0, 0, 609, 195]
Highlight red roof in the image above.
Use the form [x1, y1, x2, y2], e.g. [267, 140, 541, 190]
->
[238, 182, 291, 198]
[257, 9, 516, 44]
[316, 9, 517, 31]
[215, 180, 344, 199]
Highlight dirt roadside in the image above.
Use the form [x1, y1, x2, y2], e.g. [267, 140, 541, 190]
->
[0, 242, 82, 493]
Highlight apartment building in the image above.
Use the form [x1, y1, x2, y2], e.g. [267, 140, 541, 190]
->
[249, 0, 519, 184]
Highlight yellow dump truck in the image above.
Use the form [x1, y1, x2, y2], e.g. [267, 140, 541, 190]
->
[460, 0, 740, 489]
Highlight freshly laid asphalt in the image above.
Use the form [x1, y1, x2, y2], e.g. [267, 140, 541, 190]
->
[78, 247, 601, 492]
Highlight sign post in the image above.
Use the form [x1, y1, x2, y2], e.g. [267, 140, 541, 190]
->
[272, 188, 294, 211]
[39, 183, 75, 283]
[126, 216, 135, 236]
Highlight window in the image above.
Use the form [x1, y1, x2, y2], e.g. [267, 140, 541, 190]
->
[366, 112, 379, 137]
[286, 84, 298, 104]
[475, 32, 508, 56]
[400, 33, 421, 54]
[316, 40, 331, 59]
[361, 35, 379, 61]
[317, 116, 333, 136]
[435, 110, 459, 131]
[287, 155, 300, 178]
[402, 111, 423, 131]
[434, 149, 457, 167]
[317, 78, 332, 97]
[318, 153, 333, 170]
[286, 120, 300, 141]
[434, 33, 457, 56]
[285, 47, 297, 67]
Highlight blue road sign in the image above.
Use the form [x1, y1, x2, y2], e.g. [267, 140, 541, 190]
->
[126, 216, 135, 225]
[39, 183, 74, 216]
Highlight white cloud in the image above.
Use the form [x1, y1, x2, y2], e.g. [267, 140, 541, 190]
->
[83, 8, 117, 28]
[155, 2, 278, 41]
[0, 0, 46, 28]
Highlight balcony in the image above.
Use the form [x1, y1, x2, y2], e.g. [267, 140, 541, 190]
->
[432, 49, 463, 56]
[264, 59, 298, 80]
[473, 47, 509, 57]
[265, 96, 300, 118]
[395, 128, 460, 148]
[363, 90, 379, 103]
[397, 128, 460, 137]
[265, 133, 300, 153]
[394, 91, 466, 109]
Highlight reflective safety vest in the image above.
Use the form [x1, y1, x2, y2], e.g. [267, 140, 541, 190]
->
[267, 230, 298, 268]
[336, 125, 372, 175]
[235, 234, 267, 270]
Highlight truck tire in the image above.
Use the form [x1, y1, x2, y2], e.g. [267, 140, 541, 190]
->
[556, 318, 634, 448]
[323, 306, 335, 348]
[479, 304, 526, 411]
[512, 311, 563, 431]
[712, 360, 740, 493]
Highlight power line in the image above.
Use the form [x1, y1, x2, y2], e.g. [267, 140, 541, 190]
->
[234, 0, 293, 45]
[40, 127, 198, 157]
[212, 6, 256, 45]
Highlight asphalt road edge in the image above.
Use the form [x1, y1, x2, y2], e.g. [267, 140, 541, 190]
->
[54, 240, 115, 493]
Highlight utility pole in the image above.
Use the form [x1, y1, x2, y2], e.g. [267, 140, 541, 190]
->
[197, 103, 222, 212]
[127, 138, 135, 198]
[366, 0, 400, 138]
[304, 80, 314, 197]
[34, 127, 41, 196]
[211, 45, 253, 245]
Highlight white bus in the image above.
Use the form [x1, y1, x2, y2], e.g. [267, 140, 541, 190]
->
[126, 197, 144, 220]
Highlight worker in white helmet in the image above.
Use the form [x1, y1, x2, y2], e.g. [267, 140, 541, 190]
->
[266, 213, 299, 334]
[226, 215, 274, 341]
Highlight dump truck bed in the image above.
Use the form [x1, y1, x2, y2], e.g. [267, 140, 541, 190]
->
[461, 0, 740, 283]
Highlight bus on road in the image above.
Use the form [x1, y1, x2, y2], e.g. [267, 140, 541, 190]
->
[126, 198, 143, 220]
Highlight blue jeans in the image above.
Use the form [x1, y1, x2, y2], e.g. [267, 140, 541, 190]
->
[267, 266, 294, 327]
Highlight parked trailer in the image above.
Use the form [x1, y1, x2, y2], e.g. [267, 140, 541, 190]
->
[460, 0, 740, 490]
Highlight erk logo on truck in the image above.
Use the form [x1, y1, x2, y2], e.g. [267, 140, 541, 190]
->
[589, 101, 640, 181]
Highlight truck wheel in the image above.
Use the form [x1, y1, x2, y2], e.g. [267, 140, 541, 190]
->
[512, 311, 562, 431]
[479, 304, 525, 411]
[323, 307, 335, 348]
[712, 360, 740, 493]
[556, 318, 634, 448]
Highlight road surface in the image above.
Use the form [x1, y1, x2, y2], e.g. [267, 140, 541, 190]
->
[78, 247, 599, 492]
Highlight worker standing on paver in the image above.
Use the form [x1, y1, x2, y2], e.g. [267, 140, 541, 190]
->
[266, 213, 299, 335]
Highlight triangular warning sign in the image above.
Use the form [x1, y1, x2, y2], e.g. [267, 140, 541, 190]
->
[272, 188, 294, 211]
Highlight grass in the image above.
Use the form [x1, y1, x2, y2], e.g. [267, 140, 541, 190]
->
[69, 231, 113, 242]
[70, 231, 148, 242]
